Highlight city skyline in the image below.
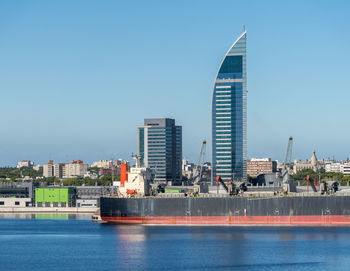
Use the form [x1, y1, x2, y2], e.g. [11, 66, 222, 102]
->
[1, 1, 350, 166]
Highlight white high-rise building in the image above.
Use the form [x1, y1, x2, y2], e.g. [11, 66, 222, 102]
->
[65, 161, 88, 178]
[17, 160, 34, 168]
[43, 161, 54, 177]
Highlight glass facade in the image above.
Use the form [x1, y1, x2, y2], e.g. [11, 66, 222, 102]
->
[211, 31, 247, 183]
[137, 118, 182, 184]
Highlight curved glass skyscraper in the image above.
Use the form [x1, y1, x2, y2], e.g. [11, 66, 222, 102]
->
[211, 30, 247, 183]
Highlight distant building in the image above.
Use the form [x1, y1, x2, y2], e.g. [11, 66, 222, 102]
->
[43, 160, 88, 178]
[115, 159, 129, 167]
[33, 165, 41, 171]
[16, 160, 34, 168]
[137, 118, 182, 184]
[91, 160, 113, 168]
[91, 159, 129, 169]
[66, 160, 88, 178]
[99, 168, 119, 176]
[43, 160, 54, 177]
[182, 158, 193, 179]
[83, 171, 98, 179]
[325, 162, 342, 173]
[342, 164, 350, 175]
[325, 162, 350, 175]
[293, 151, 318, 173]
[247, 158, 277, 178]
[54, 163, 66, 179]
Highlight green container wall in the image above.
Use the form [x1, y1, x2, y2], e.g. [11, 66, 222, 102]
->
[35, 188, 74, 206]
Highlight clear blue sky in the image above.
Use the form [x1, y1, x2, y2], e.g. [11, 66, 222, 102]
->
[1, 0, 349, 166]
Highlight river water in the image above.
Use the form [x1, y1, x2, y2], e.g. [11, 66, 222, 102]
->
[1, 214, 350, 271]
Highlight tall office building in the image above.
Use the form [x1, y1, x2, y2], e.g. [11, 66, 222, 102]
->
[211, 30, 247, 183]
[137, 118, 182, 184]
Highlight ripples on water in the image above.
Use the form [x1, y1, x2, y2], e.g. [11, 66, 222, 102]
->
[0, 214, 350, 271]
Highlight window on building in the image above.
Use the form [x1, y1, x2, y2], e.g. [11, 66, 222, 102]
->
[15, 201, 20, 206]
[0, 202, 4, 205]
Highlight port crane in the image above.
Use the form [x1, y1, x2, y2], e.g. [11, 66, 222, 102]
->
[216, 176, 247, 196]
[284, 136, 293, 170]
[192, 140, 207, 194]
[281, 136, 297, 193]
[192, 140, 206, 184]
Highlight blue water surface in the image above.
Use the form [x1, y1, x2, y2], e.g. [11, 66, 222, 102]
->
[0, 214, 350, 271]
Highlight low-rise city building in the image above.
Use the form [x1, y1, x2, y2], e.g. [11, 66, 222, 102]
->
[325, 162, 342, 173]
[0, 198, 32, 207]
[91, 160, 113, 168]
[90, 159, 129, 169]
[100, 168, 119, 176]
[247, 158, 277, 178]
[33, 165, 41, 171]
[342, 163, 350, 175]
[84, 172, 98, 179]
[325, 162, 350, 175]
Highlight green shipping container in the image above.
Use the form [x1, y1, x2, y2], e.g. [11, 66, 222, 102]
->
[164, 189, 182, 193]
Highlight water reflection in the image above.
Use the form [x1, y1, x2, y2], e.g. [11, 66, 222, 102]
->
[2, 217, 350, 271]
[107, 225, 350, 270]
[0, 212, 91, 220]
[35, 213, 69, 220]
[114, 225, 147, 270]
[117, 225, 147, 242]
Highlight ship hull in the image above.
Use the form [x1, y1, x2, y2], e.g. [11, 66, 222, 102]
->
[100, 196, 350, 225]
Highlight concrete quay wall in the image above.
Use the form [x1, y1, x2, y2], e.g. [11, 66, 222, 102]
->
[0, 207, 98, 213]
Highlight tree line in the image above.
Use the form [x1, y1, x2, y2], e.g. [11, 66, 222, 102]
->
[292, 168, 350, 186]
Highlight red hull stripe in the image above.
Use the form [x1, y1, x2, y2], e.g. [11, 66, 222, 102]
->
[101, 215, 350, 225]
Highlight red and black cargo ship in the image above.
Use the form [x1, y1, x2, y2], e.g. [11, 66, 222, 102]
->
[100, 195, 350, 225]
